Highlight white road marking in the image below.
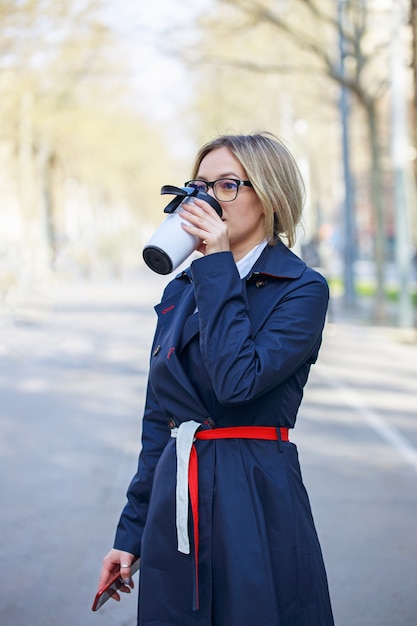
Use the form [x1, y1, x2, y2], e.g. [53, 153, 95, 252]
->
[317, 367, 417, 472]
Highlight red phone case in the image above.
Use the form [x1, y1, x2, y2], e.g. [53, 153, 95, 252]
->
[92, 558, 140, 612]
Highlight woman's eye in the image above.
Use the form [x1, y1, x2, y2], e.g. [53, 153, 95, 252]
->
[189, 182, 206, 190]
[221, 181, 237, 191]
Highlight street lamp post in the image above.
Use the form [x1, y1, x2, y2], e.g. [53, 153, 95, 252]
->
[338, 0, 356, 309]
[390, 0, 414, 328]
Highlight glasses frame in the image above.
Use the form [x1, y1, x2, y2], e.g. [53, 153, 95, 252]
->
[184, 178, 253, 202]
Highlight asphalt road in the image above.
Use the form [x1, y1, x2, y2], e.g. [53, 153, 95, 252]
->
[0, 271, 416, 626]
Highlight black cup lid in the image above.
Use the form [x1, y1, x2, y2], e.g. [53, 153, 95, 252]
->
[161, 185, 222, 217]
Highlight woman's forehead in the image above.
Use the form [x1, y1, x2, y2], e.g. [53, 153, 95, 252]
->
[197, 147, 246, 177]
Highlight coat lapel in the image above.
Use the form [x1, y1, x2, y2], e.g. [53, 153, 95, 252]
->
[151, 283, 208, 423]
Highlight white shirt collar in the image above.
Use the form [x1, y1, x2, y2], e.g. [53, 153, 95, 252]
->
[235, 240, 268, 279]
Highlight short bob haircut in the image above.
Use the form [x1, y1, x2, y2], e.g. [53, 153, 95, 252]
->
[190, 132, 305, 248]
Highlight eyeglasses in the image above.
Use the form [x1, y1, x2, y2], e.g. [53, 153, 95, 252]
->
[184, 178, 253, 202]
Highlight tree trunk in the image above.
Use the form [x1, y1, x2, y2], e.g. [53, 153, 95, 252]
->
[18, 93, 52, 293]
[38, 144, 58, 270]
[364, 98, 387, 322]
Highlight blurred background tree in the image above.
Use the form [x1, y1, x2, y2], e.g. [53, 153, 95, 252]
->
[0, 0, 416, 329]
[173, 0, 416, 325]
[0, 0, 180, 304]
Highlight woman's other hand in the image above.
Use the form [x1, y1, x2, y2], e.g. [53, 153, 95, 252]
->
[98, 549, 137, 601]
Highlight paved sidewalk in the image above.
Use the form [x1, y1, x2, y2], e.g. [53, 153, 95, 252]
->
[297, 318, 417, 626]
[0, 274, 416, 626]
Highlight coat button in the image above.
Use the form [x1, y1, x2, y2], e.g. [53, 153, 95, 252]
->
[167, 418, 177, 429]
[152, 344, 162, 356]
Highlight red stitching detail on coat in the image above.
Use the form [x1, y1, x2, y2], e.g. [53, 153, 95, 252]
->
[162, 305, 175, 314]
[167, 347, 175, 360]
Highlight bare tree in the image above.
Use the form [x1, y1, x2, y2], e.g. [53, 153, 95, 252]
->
[195, 0, 400, 320]
[0, 0, 177, 292]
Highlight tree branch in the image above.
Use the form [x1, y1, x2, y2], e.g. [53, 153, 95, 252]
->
[221, 0, 336, 77]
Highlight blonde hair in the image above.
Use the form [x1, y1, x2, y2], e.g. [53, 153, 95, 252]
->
[190, 132, 305, 248]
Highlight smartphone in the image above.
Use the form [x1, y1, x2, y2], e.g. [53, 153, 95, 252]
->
[91, 558, 140, 612]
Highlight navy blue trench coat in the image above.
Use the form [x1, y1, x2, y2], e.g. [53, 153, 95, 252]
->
[114, 241, 334, 626]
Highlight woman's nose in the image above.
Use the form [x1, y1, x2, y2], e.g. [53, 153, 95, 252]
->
[206, 186, 216, 199]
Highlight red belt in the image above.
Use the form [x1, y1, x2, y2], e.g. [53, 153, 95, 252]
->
[195, 425, 289, 442]
[187, 426, 289, 609]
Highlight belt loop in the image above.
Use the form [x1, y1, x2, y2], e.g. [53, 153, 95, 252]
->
[276, 426, 283, 453]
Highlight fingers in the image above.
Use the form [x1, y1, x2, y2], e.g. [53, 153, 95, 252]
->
[116, 552, 135, 585]
[180, 199, 229, 255]
[119, 560, 134, 585]
[98, 549, 136, 602]
[98, 556, 118, 590]
[119, 580, 134, 594]
[180, 198, 221, 225]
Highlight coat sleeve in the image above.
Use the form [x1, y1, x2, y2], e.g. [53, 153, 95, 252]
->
[113, 377, 170, 556]
[191, 251, 329, 406]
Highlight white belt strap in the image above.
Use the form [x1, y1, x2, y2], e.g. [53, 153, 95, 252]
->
[171, 420, 201, 554]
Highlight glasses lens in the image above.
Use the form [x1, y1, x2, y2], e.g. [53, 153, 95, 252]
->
[213, 179, 239, 201]
[186, 180, 207, 192]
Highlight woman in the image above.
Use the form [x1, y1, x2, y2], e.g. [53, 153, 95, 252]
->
[98, 132, 334, 625]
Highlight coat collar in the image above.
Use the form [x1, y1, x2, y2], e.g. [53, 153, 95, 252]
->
[175, 239, 306, 283]
[248, 239, 306, 280]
